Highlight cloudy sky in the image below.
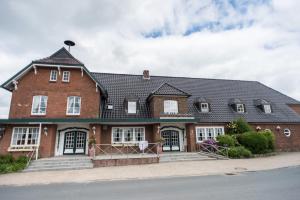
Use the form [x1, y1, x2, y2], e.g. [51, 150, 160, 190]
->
[0, 0, 300, 118]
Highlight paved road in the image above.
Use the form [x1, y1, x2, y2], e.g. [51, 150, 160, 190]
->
[1, 166, 300, 200]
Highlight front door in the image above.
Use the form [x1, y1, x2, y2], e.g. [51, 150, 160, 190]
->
[161, 130, 180, 152]
[63, 131, 87, 155]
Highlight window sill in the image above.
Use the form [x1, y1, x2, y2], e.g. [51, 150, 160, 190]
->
[112, 143, 139, 146]
[31, 114, 46, 117]
[66, 114, 80, 116]
[8, 146, 37, 152]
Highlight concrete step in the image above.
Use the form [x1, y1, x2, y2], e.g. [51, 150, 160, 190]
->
[160, 152, 216, 163]
[24, 156, 93, 172]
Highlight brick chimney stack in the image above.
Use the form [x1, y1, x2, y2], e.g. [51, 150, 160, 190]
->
[143, 70, 150, 80]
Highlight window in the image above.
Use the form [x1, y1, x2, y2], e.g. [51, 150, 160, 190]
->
[50, 70, 58, 81]
[112, 127, 145, 144]
[67, 96, 81, 115]
[236, 104, 245, 113]
[11, 127, 39, 147]
[31, 96, 48, 115]
[264, 104, 272, 113]
[164, 100, 178, 114]
[62, 71, 70, 82]
[283, 128, 291, 137]
[200, 103, 209, 112]
[128, 101, 137, 114]
[196, 127, 225, 142]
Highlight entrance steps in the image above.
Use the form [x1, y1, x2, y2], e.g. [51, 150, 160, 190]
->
[160, 152, 216, 163]
[23, 156, 93, 172]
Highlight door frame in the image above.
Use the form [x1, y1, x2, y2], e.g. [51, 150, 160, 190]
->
[160, 127, 184, 152]
[63, 131, 87, 155]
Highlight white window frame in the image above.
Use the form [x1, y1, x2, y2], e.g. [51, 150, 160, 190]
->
[62, 71, 70, 82]
[128, 101, 137, 114]
[31, 95, 48, 115]
[50, 70, 58, 82]
[10, 127, 40, 148]
[236, 104, 245, 113]
[283, 128, 291, 137]
[111, 127, 145, 144]
[164, 100, 178, 114]
[195, 126, 225, 143]
[263, 104, 272, 113]
[200, 103, 209, 113]
[66, 96, 81, 115]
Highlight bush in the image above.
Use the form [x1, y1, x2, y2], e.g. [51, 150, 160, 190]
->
[237, 131, 269, 154]
[259, 130, 275, 151]
[227, 118, 253, 135]
[0, 155, 28, 174]
[228, 146, 252, 158]
[217, 135, 236, 147]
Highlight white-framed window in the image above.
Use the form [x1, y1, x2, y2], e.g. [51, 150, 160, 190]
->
[164, 100, 178, 114]
[128, 101, 137, 114]
[264, 104, 272, 113]
[195, 126, 225, 142]
[11, 127, 40, 147]
[31, 95, 48, 115]
[283, 128, 291, 137]
[200, 103, 209, 112]
[111, 127, 145, 144]
[62, 71, 70, 82]
[67, 96, 81, 115]
[50, 70, 58, 81]
[236, 104, 245, 113]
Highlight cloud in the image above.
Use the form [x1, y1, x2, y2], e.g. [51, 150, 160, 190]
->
[0, 0, 300, 118]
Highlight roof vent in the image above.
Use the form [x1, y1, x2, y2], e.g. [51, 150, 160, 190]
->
[143, 70, 150, 80]
[106, 104, 113, 110]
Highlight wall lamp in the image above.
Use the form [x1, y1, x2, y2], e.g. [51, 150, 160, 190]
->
[43, 127, 48, 136]
[92, 126, 96, 135]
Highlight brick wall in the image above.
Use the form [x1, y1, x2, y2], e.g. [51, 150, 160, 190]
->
[149, 96, 189, 118]
[9, 67, 100, 118]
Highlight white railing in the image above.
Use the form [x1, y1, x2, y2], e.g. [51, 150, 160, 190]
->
[196, 142, 229, 158]
[93, 143, 161, 159]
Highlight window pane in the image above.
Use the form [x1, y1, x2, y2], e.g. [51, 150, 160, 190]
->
[237, 104, 244, 113]
[50, 70, 57, 81]
[32, 96, 40, 114]
[215, 128, 223, 137]
[206, 128, 214, 139]
[32, 96, 47, 115]
[164, 100, 178, 114]
[67, 96, 80, 114]
[264, 105, 271, 113]
[135, 128, 145, 141]
[201, 103, 209, 112]
[196, 128, 205, 142]
[124, 128, 134, 142]
[112, 128, 122, 143]
[128, 102, 136, 114]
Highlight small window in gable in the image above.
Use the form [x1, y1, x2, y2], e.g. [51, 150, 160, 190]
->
[200, 103, 209, 113]
[236, 104, 245, 113]
[62, 71, 70, 82]
[164, 100, 178, 114]
[254, 99, 272, 114]
[128, 101, 137, 114]
[50, 70, 58, 82]
[263, 104, 272, 113]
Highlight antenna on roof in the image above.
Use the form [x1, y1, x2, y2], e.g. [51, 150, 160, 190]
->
[64, 40, 75, 52]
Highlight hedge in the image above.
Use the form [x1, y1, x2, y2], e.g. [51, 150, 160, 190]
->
[0, 155, 28, 174]
[228, 146, 252, 158]
[237, 131, 269, 154]
[217, 135, 236, 147]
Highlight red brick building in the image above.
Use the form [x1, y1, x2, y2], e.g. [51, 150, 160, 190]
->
[0, 47, 300, 158]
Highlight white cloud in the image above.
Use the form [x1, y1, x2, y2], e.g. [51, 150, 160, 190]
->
[0, 0, 300, 118]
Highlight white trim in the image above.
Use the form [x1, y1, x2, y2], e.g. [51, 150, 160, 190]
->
[160, 117, 195, 119]
[111, 127, 145, 144]
[62, 71, 70, 82]
[163, 100, 178, 114]
[264, 104, 272, 113]
[236, 104, 245, 113]
[9, 127, 40, 149]
[195, 126, 225, 143]
[66, 96, 81, 116]
[128, 101, 137, 114]
[200, 103, 209, 113]
[283, 128, 291, 137]
[50, 70, 58, 81]
[160, 127, 185, 152]
[31, 95, 48, 115]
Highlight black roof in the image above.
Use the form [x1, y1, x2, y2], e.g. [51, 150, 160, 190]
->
[149, 82, 191, 97]
[92, 72, 300, 123]
[32, 47, 84, 66]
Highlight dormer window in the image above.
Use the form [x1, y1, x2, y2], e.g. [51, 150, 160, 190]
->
[62, 71, 70, 82]
[128, 101, 137, 114]
[164, 100, 178, 114]
[254, 99, 272, 114]
[229, 98, 245, 113]
[200, 103, 209, 113]
[50, 70, 58, 82]
[236, 104, 245, 113]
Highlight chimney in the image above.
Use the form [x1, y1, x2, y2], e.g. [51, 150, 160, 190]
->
[143, 70, 150, 80]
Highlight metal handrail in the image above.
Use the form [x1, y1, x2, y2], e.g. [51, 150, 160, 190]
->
[26, 147, 37, 167]
[93, 143, 160, 159]
[196, 142, 229, 158]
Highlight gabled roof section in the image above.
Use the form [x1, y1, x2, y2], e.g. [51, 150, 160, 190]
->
[150, 82, 191, 97]
[32, 47, 84, 66]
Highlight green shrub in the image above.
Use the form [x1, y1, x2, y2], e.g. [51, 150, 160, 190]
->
[227, 118, 253, 135]
[0, 154, 14, 164]
[259, 130, 275, 151]
[217, 135, 236, 147]
[228, 146, 252, 158]
[0, 155, 28, 174]
[237, 131, 269, 154]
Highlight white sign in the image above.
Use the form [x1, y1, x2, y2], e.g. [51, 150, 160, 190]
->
[139, 141, 149, 152]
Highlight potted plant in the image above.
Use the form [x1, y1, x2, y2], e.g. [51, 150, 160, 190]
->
[156, 137, 165, 154]
[88, 136, 96, 157]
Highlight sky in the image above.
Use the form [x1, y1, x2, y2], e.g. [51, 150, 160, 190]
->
[0, 0, 300, 118]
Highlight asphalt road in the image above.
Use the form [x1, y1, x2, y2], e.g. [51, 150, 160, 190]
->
[1, 166, 300, 200]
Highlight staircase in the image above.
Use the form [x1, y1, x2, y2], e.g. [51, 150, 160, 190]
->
[23, 156, 93, 172]
[159, 152, 216, 163]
